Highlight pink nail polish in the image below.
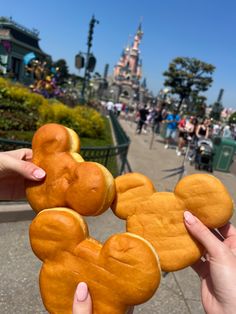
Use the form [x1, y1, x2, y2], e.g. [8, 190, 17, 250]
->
[184, 211, 196, 225]
[76, 282, 88, 302]
[33, 168, 46, 179]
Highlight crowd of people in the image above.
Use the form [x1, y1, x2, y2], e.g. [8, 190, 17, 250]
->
[100, 100, 236, 161]
[100, 100, 236, 149]
[131, 103, 236, 161]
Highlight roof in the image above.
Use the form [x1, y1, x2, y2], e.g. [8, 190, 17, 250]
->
[0, 17, 48, 56]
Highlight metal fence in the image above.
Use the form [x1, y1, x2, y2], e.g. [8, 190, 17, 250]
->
[0, 112, 132, 177]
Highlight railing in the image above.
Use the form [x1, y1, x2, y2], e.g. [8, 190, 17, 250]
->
[0, 112, 132, 176]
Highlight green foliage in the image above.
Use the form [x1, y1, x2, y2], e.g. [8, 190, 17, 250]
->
[38, 102, 105, 138]
[0, 78, 46, 131]
[188, 93, 207, 117]
[0, 99, 38, 131]
[0, 130, 34, 141]
[0, 77, 105, 139]
[163, 57, 215, 112]
[80, 117, 113, 147]
[228, 112, 236, 124]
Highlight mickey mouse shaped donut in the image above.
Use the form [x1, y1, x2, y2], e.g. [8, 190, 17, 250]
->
[26, 123, 115, 216]
[111, 172, 234, 272]
[30, 207, 161, 314]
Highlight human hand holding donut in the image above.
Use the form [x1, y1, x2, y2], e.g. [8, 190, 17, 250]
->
[0, 148, 45, 200]
[184, 212, 236, 314]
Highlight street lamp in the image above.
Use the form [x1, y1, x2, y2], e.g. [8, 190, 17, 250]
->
[81, 15, 99, 101]
[75, 15, 99, 103]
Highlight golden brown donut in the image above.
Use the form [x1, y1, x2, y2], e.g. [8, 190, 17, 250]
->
[26, 123, 115, 216]
[29, 207, 161, 314]
[111, 173, 234, 272]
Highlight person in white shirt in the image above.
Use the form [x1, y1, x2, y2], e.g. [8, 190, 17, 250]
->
[106, 100, 114, 116]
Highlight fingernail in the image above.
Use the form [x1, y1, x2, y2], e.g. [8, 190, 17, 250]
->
[33, 168, 46, 179]
[184, 211, 196, 225]
[76, 282, 88, 302]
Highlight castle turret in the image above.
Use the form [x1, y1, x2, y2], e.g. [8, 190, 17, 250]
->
[111, 23, 144, 105]
[113, 24, 143, 82]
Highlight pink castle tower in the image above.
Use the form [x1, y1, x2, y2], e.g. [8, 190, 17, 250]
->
[111, 23, 145, 105]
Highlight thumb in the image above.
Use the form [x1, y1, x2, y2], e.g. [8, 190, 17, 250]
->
[184, 211, 225, 258]
[15, 159, 46, 181]
[73, 282, 92, 314]
[1, 154, 46, 181]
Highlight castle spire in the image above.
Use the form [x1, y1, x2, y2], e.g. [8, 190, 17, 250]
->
[113, 23, 143, 86]
[136, 17, 143, 38]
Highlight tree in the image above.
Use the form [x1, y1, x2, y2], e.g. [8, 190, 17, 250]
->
[188, 92, 207, 117]
[229, 112, 236, 124]
[163, 57, 215, 112]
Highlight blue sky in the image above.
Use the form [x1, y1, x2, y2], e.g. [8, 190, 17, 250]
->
[2, 0, 236, 108]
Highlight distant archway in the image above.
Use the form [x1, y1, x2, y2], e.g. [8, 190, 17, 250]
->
[123, 90, 129, 97]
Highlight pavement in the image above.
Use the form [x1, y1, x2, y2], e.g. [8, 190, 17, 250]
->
[0, 119, 236, 314]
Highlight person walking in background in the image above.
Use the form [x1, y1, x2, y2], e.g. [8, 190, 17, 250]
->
[152, 106, 164, 135]
[176, 116, 186, 156]
[136, 104, 149, 134]
[164, 109, 180, 149]
[106, 100, 114, 116]
[212, 121, 222, 136]
[114, 102, 123, 117]
[124, 104, 129, 120]
[222, 124, 233, 139]
[176, 116, 196, 156]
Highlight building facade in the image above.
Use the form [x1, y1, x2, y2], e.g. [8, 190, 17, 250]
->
[0, 16, 49, 82]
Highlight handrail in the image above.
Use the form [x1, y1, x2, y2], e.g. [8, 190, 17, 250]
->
[0, 113, 132, 176]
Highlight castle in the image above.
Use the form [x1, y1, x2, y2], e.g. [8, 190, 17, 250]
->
[108, 23, 150, 106]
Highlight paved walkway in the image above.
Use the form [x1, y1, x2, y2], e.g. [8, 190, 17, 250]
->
[0, 119, 236, 314]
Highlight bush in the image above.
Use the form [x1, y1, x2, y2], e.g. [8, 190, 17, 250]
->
[0, 78, 47, 131]
[0, 77, 105, 139]
[0, 77, 46, 108]
[0, 97, 39, 131]
[229, 112, 236, 124]
[38, 102, 105, 138]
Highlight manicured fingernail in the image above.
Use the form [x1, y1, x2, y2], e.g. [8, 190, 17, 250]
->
[33, 168, 46, 179]
[184, 211, 196, 225]
[76, 282, 88, 302]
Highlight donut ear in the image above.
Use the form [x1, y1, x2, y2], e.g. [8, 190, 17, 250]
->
[32, 123, 80, 154]
[29, 208, 88, 261]
[175, 174, 234, 228]
[111, 173, 156, 219]
[100, 232, 161, 304]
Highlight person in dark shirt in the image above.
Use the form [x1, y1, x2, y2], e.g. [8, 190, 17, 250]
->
[136, 104, 149, 134]
[152, 107, 163, 134]
[196, 119, 210, 139]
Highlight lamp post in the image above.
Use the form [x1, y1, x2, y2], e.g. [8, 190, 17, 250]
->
[81, 15, 99, 103]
